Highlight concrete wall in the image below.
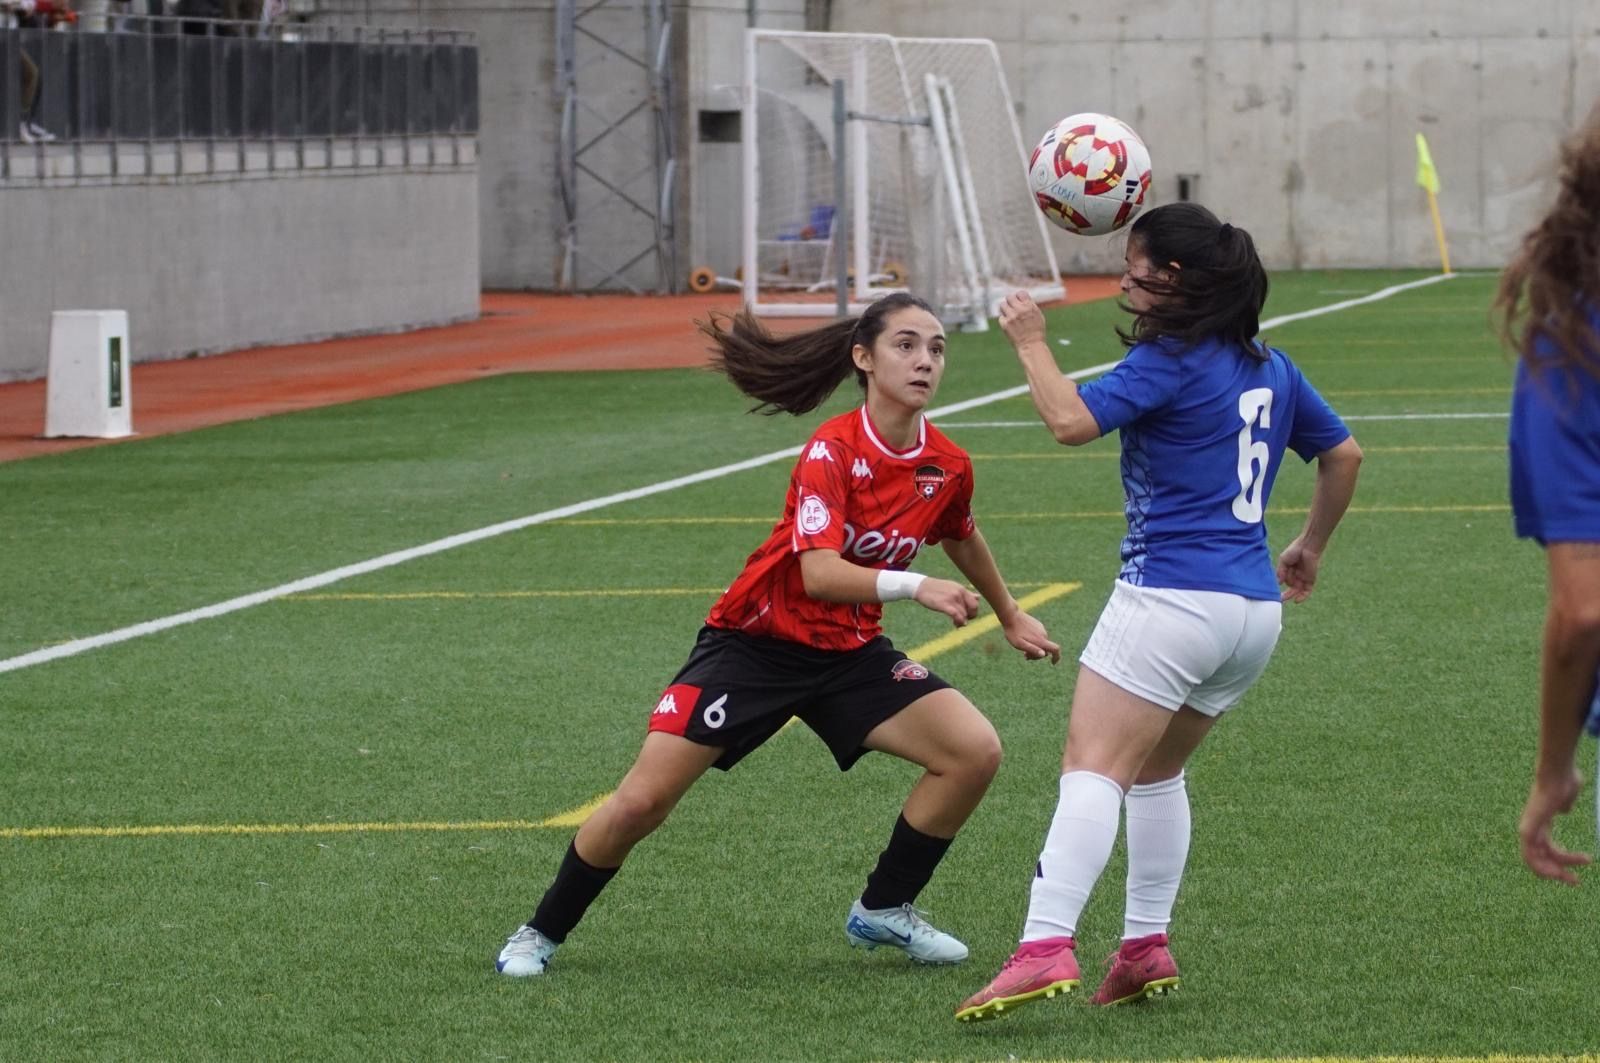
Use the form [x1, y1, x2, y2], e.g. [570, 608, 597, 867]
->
[831, 0, 1600, 273]
[304, 0, 1600, 286]
[0, 162, 479, 382]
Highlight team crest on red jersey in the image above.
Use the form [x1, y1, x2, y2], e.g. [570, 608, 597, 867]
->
[891, 659, 930, 682]
[913, 464, 947, 500]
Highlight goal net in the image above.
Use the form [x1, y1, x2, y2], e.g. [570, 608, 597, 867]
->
[742, 30, 1063, 327]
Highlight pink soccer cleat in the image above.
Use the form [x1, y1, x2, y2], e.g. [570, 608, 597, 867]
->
[953, 936, 1080, 1022]
[1089, 932, 1180, 1006]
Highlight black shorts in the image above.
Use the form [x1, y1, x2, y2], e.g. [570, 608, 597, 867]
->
[645, 625, 953, 771]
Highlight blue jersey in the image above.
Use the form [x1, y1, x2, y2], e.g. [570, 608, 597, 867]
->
[1507, 331, 1600, 736]
[1077, 337, 1350, 600]
[1508, 345, 1600, 547]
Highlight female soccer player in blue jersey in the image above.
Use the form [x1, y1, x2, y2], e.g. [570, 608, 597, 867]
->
[1497, 105, 1600, 887]
[956, 202, 1364, 1021]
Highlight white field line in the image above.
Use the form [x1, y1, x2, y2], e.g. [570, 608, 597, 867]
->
[0, 273, 1457, 677]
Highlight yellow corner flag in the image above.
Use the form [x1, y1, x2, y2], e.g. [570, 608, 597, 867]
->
[1415, 132, 1450, 273]
[1415, 132, 1441, 194]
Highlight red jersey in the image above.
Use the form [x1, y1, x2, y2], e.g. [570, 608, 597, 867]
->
[705, 405, 976, 650]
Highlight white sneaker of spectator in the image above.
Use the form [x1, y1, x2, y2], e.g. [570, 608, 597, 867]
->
[20, 121, 56, 144]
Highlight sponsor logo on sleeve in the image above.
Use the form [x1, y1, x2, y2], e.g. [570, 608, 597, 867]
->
[806, 440, 834, 462]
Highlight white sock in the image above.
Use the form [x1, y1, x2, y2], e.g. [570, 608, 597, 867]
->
[1123, 772, 1191, 940]
[1021, 770, 1124, 942]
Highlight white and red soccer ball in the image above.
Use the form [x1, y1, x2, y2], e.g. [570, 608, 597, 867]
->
[1028, 112, 1152, 236]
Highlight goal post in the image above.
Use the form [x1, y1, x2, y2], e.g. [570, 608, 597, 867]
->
[741, 30, 1063, 325]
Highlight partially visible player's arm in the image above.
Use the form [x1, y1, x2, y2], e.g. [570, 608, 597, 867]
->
[1520, 541, 1600, 884]
[998, 291, 1101, 445]
[798, 549, 978, 627]
[1276, 435, 1363, 603]
[942, 530, 1061, 662]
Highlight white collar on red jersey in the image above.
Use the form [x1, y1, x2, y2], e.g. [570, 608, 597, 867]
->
[858, 405, 926, 460]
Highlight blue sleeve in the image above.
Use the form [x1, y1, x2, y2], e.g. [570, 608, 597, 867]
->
[1077, 343, 1183, 435]
[1286, 364, 1351, 461]
[1510, 360, 1600, 544]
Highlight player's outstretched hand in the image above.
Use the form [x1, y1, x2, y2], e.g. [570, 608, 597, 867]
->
[1519, 768, 1593, 885]
[997, 291, 1048, 350]
[915, 578, 981, 628]
[1001, 610, 1061, 663]
[1276, 535, 1322, 602]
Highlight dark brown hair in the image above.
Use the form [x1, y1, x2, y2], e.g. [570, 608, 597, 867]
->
[1118, 202, 1270, 360]
[1495, 104, 1600, 381]
[700, 292, 937, 415]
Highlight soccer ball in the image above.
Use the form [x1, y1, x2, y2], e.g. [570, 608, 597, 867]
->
[1027, 113, 1152, 236]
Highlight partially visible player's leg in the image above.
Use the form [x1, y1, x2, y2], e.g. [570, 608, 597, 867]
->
[961, 581, 1223, 1021]
[1122, 706, 1214, 943]
[838, 687, 1000, 965]
[574, 732, 723, 867]
[1096, 592, 1279, 1005]
[1025, 668, 1176, 942]
[862, 686, 1002, 837]
[498, 627, 801, 977]
[497, 732, 720, 976]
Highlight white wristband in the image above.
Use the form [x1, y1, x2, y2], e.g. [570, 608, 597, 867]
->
[875, 569, 927, 603]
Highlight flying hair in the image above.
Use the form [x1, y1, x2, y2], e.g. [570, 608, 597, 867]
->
[700, 292, 937, 416]
[1495, 103, 1600, 384]
[1118, 202, 1270, 361]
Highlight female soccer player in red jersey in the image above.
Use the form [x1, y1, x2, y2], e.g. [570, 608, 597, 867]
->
[495, 291, 1061, 977]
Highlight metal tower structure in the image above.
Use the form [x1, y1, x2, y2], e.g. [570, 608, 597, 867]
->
[555, 0, 678, 293]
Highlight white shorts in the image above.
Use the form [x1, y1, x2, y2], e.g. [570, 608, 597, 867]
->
[1078, 580, 1283, 717]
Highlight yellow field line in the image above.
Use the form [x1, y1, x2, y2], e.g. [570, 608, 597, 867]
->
[291, 588, 729, 601]
[547, 504, 1507, 527]
[1322, 386, 1506, 397]
[0, 796, 610, 840]
[554, 516, 773, 526]
[1064, 1058, 1600, 1063]
[287, 581, 1067, 603]
[8, 584, 1082, 842]
[904, 581, 1080, 660]
[1363, 445, 1504, 453]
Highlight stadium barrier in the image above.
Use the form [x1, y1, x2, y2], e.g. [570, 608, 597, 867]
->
[0, 16, 477, 182]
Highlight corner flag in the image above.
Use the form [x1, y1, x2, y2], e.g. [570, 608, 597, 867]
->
[1415, 133, 1441, 195]
[1414, 132, 1450, 273]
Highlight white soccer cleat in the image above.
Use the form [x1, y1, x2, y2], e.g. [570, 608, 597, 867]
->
[844, 899, 968, 965]
[495, 924, 558, 977]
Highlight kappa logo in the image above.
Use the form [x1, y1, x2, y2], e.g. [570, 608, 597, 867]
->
[891, 659, 930, 682]
[806, 440, 834, 463]
[913, 464, 947, 500]
[851, 457, 872, 479]
[652, 692, 679, 715]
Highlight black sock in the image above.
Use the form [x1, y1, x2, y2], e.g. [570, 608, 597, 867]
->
[859, 814, 953, 911]
[528, 840, 620, 944]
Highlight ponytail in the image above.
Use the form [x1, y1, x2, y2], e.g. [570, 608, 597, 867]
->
[1118, 202, 1269, 359]
[701, 291, 936, 415]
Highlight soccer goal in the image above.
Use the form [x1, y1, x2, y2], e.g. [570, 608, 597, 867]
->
[741, 30, 1063, 329]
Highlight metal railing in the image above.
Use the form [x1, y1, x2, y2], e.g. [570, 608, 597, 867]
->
[0, 17, 477, 179]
